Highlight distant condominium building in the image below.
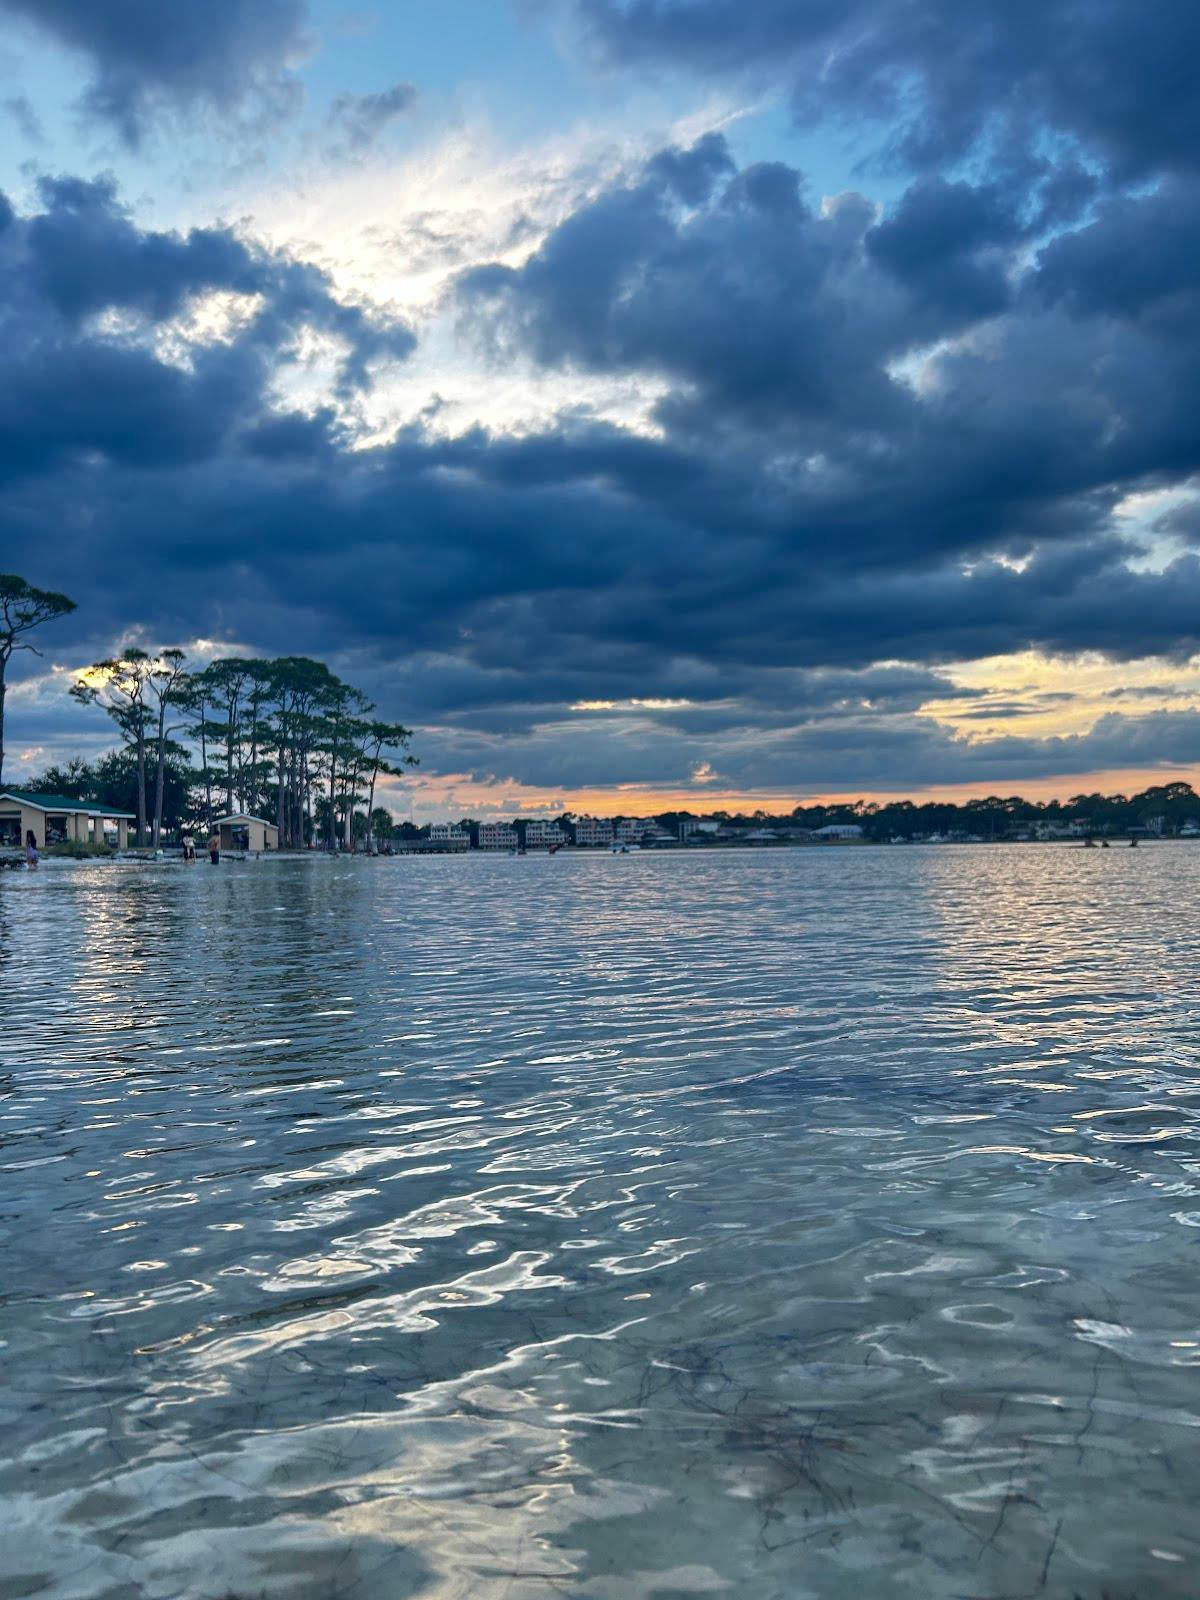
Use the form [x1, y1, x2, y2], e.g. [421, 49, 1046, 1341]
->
[615, 817, 645, 843]
[477, 822, 518, 850]
[429, 823, 469, 848]
[525, 820, 568, 849]
[573, 816, 614, 847]
[680, 818, 720, 839]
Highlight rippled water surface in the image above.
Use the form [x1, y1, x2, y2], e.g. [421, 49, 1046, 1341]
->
[3, 847, 1200, 1599]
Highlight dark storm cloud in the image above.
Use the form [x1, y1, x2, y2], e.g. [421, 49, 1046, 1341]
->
[5, 1, 1200, 808]
[569, 0, 1200, 180]
[865, 177, 1019, 320]
[460, 146, 917, 434]
[4, 138, 1198, 687]
[3, 154, 1197, 696]
[0, 0, 309, 143]
[1033, 179, 1200, 320]
[458, 135, 1200, 583]
[0, 174, 413, 486]
[403, 698, 1200, 795]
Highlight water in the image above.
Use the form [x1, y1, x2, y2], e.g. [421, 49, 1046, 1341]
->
[2, 847, 1199, 1599]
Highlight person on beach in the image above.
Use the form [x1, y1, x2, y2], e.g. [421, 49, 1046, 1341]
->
[25, 830, 38, 869]
[207, 830, 220, 865]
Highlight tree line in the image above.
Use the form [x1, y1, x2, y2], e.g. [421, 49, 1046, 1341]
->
[0, 575, 415, 849]
[70, 649, 416, 848]
[390, 781, 1200, 846]
[650, 783, 1200, 839]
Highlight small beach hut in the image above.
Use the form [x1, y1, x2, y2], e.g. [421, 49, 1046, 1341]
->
[212, 813, 279, 852]
[0, 789, 133, 849]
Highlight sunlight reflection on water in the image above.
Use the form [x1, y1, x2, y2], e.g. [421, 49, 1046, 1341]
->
[1, 846, 1199, 1598]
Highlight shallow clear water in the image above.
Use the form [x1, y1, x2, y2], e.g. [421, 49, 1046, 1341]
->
[2, 847, 1199, 1599]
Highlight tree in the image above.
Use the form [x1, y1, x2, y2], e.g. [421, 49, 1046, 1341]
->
[262, 657, 343, 849]
[317, 680, 371, 850]
[368, 806, 395, 845]
[0, 575, 76, 785]
[71, 649, 156, 845]
[354, 719, 417, 852]
[200, 658, 251, 817]
[148, 650, 190, 846]
[63, 644, 419, 852]
[24, 757, 93, 800]
[179, 674, 216, 828]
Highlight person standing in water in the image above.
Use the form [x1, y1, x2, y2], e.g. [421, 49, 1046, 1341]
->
[207, 830, 220, 865]
[25, 829, 38, 869]
[182, 832, 196, 863]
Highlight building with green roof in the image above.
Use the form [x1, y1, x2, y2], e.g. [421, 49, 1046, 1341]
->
[0, 789, 134, 850]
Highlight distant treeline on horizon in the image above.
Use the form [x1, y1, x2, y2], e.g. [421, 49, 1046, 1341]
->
[417, 781, 1200, 843]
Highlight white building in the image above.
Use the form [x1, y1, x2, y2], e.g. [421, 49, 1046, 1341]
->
[477, 822, 517, 850]
[429, 823, 469, 848]
[525, 820, 568, 849]
[573, 816, 613, 847]
[815, 824, 864, 840]
[615, 817, 645, 843]
[1032, 821, 1078, 841]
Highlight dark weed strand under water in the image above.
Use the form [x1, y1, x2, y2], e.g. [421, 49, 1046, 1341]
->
[1, 847, 1199, 1598]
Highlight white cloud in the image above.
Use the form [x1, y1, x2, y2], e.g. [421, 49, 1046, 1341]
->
[207, 98, 744, 441]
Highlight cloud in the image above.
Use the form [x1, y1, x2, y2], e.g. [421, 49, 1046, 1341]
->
[568, 0, 1200, 181]
[328, 81, 417, 150]
[1033, 178, 1200, 320]
[457, 134, 1200, 585]
[2, 93, 43, 143]
[379, 688, 1200, 796]
[0, 0, 309, 143]
[0, 173, 414, 491]
[4, 70, 1200, 805]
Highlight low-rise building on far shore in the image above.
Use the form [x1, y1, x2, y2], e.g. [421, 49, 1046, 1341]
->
[525, 820, 568, 849]
[429, 823, 470, 849]
[640, 822, 678, 846]
[573, 816, 614, 847]
[478, 822, 518, 850]
[213, 814, 279, 852]
[0, 789, 133, 849]
[681, 819, 720, 840]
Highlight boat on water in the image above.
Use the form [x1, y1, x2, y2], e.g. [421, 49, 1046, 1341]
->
[610, 842, 641, 853]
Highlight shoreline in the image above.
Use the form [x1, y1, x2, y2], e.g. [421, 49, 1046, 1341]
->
[3, 835, 1191, 870]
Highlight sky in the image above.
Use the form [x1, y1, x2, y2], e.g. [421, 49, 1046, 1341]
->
[1, 0, 1199, 820]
